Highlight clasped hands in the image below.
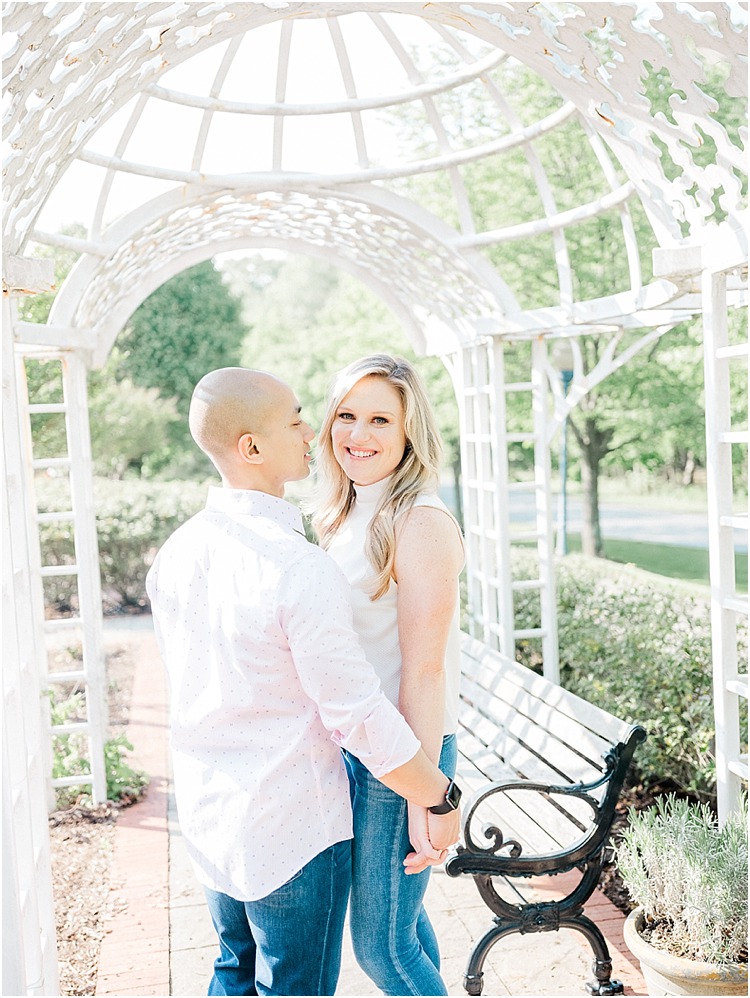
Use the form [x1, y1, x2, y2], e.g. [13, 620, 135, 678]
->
[403, 802, 461, 876]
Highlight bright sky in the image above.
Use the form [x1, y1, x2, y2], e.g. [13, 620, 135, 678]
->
[33, 11, 466, 235]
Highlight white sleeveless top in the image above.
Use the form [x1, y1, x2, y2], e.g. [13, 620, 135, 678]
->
[326, 477, 463, 735]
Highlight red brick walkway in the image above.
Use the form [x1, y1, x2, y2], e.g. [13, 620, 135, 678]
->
[96, 627, 170, 996]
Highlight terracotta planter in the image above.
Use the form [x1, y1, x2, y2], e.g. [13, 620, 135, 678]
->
[624, 909, 748, 996]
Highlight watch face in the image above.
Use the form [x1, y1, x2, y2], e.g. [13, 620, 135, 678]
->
[429, 780, 462, 813]
[446, 780, 462, 809]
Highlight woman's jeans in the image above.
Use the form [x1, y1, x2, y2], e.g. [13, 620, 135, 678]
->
[343, 733, 458, 997]
[203, 839, 351, 996]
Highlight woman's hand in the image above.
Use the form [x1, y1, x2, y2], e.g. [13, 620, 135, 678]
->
[427, 806, 461, 852]
[403, 803, 447, 876]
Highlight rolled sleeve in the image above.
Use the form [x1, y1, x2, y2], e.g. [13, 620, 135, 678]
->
[277, 548, 420, 776]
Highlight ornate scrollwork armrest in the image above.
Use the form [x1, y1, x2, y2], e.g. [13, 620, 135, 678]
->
[458, 778, 601, 860]
[460, 781, 526, 855]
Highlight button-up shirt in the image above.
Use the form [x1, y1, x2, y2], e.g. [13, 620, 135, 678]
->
[146, 487, 420, 901]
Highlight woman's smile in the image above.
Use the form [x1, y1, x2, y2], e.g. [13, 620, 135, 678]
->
[332, 376, 407, 486]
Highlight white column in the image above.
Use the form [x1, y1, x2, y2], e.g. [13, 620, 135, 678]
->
[490, 338, 515, 660]
[2, 297, 61, 996]
[531, 337, 559, 682]
[63, 353, 108, 802]
[702, 267, 745, 824]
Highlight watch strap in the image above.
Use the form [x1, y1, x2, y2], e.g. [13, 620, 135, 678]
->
[428, 779, 461, 814]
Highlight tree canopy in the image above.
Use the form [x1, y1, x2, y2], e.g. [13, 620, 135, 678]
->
[117, 260, 247, 418]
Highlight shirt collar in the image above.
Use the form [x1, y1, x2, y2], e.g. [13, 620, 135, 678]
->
[206, 486, 305, 535]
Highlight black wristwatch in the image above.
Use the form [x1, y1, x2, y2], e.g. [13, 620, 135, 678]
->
[428, 779, 462, 814]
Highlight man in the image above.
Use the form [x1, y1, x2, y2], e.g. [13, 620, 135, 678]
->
[146, 368, 461, 997]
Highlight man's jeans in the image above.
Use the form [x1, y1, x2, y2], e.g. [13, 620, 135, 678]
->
[343, 734, 457, 997]
[203, 839, 351, 996]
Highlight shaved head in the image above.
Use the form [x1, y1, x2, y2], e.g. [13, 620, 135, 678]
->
[189, 368, 290, 470]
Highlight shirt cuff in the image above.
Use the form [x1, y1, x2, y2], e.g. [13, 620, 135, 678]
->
[331, 696, 421, 778]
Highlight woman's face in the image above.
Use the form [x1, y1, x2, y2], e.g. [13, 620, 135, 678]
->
[330, 375, 407, 486]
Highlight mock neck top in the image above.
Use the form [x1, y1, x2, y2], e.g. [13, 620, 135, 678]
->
[327, 477, 462, 734]
[352, 477, 391, 506]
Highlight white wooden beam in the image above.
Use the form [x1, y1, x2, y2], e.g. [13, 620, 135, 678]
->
[2, 257, 55, 296]
[14, 322, 97, 354]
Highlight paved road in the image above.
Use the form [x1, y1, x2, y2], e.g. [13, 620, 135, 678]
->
[549, 496, 748, 552]
[440, 485, 748, 553]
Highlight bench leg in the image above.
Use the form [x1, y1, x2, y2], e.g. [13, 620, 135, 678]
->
[563, 915, 624, 996]
[461, 923, 521, 995]
[464, 916, 625, 997]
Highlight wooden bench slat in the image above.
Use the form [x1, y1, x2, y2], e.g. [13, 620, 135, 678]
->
[458, 700, 608, 816]
[456, 728, 567, 849]
[461, 660, 616, 768]
[460, 675, 612, 787]
[456, 728, 590, 856]
[461, 635, 633, 744]
[457, 717, 602, 843]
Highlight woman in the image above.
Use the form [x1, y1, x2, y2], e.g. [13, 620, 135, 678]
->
[313, 354, 464, 996]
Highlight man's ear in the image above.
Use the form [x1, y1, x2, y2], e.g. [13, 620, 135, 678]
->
[238, 432, 263, 465]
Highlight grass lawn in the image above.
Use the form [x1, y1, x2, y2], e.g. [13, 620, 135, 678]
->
[564, 533, 748, 593]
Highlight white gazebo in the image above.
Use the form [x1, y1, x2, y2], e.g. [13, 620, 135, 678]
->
[3, 3, 747, 993]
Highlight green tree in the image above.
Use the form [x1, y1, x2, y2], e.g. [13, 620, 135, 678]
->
[389, 57, 742, 554]
[113, 259, 248, 476]
[117, 260, 247, 414]
[19, 231, 182, 479]
[88, 358, 181, 478]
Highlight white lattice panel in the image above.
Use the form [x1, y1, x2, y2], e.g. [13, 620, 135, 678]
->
[65, 188, 504, 357]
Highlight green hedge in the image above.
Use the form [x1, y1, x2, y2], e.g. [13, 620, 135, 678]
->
[512, 550, 747, 800]
[37, 478, 744, 799]
[36, 477, 207, 608]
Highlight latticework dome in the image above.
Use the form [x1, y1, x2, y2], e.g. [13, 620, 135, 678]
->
[4, 2, 747, 359]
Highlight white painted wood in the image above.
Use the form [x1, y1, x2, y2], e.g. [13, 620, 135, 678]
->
[2, 256, 55, 294]
[490, 340, 515, 660]
[60, 354, 108, 803]
[2, 298, 60, 996]
[148, 48, 506, 115]
[454, 182, 636, 248]
[531, 338, 559, 681]
[14, 322, 97, 351]
[702, 267, 747, 825]
[462, 636, 633, 745]
[2, 7, 748, 989]
[75, 101, 578, 188]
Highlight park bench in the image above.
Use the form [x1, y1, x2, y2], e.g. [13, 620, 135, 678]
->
[446, 635, 647, 997]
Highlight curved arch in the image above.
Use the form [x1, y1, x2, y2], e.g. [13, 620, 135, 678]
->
[53, 235, 434, 366]
[49, 183, 518, 364]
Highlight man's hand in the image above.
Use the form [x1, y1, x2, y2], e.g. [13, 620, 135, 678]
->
[427, 805, 461, 852]
[403, 803, 447, 875]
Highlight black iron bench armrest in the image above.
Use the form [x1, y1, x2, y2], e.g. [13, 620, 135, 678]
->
[448, 725, 647, 880]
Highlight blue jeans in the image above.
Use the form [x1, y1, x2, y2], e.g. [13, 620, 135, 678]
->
[343, 734, 457, 997]
[203, 839, 351, 996]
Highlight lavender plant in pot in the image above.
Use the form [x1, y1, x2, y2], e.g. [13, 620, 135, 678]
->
[616, 794, 747, 996]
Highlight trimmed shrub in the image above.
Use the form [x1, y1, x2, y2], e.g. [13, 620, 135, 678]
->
[512, 550, 747, 800]
[36, 476, 207, 609]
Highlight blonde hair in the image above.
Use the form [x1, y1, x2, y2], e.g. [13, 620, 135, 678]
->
[312, 355, 443, 600]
